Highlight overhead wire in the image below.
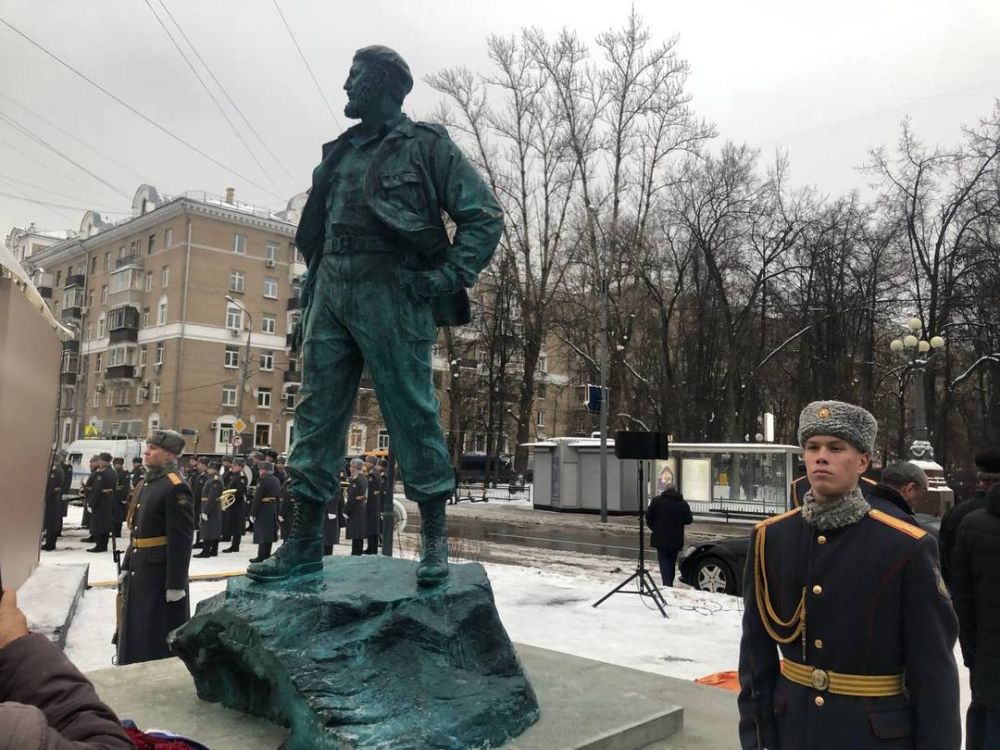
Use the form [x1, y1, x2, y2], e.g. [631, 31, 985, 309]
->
[0, 133, 118, 197]
[0, 173, 125, 207]
[0, 179, 77, 225]
[142, 0, 285, 199]
[153, 0, 300, 189]
[0, 16, 275, 196]
[0, 188, 127, 215]
[270, 0, 342, 129]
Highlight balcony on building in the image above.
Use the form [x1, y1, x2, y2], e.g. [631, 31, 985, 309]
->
[60, 342, 80, 385]
[36, 272, 54, 299]
[64, 273, 85, 289]
[108, 265, 144, 308]
[283, 368, 302, 384]
[114, 252, 143, 270]
[60, 305, 83, 322]
[107, 305, 140, 344]
[287, 296, 301, 311]
[105, 364, 136, 380]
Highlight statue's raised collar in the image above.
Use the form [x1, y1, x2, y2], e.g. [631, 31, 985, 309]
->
[322, 114, 414, 158]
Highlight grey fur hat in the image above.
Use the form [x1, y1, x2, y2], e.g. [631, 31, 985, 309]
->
[147, 429, 186, 455]
[797, 400, 877, 455]
[259, 461, 275, 472]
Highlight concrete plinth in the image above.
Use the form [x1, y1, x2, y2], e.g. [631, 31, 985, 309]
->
[18, 563, 89, 648]
[88, 645, 688, 749]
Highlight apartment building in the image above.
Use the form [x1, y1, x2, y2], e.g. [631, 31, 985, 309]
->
[28, 183, 578, 459]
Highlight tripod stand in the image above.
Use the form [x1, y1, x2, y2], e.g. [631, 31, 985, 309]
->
[592, 459, 668, 618]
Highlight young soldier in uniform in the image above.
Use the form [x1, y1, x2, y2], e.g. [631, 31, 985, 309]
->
[195, 461, 224, 558]
[79, 454, 100, 538]
[249, 461, 281, 563]
[111, 457, 129, 539]
[130, 456, 145, 488]
[189, 456, 207, 550]
[738, 400, 960, 749]
[221, 456, 249, 553]
[86, 453, 117, 553]
[116, 430, 195, 666]
[41, 455, 64, 551]
[364, 456, 383, 554]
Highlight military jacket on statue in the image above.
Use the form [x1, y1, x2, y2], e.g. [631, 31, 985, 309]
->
[295, 114, 503, 329]
[737, 507, 960, 749]
[117, 468, 195, 666]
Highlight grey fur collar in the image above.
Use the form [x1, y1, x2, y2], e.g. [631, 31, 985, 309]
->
[801, 487, 870, 530]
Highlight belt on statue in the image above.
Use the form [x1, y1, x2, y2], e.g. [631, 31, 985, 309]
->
[133, 536, 168, 549]
[323, 235, 402, 255]
[781, 658, 904, 697]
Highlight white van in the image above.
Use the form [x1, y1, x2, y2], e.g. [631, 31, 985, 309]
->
[65, 438, 146, 491]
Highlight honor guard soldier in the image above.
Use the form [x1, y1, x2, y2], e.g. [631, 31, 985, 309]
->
[738, 400, 960, 749]
[189, 456, 208, 550]
[116, 430, 195, 666]
[130, 456, 145, 488]
[42, 455, 64, 551]
[221, 456, 249, 553]
[86, 453, 117, 553]
[195, 461, 224, 558]
[80, 455, 100, 537]
[344, 458, 369, 556]
[364, 456, 383, 554]
[111, 457, 129, 538]
[249, 461, 281, 563]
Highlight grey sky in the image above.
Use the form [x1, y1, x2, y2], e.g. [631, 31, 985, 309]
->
[1, 0, 998, 238]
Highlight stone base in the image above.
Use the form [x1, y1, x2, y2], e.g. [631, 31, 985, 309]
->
[168, 557, 540, 749]
[87, 645, 688, 749]
[18, 563, 89, 648]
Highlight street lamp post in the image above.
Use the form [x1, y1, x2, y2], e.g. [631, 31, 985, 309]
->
[889, 316, 952, 514]
[225, 295, 253, 441]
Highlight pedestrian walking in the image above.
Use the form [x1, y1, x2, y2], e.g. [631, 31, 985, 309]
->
[248, 461, 281, 563]
[644, 487, 692, 587]
[41, 455, 64, 551]
[737, 400, 960, 749]
[344, 458, 369, 556]
[116, 430, 195, 666]
[195, 462, 224, 558]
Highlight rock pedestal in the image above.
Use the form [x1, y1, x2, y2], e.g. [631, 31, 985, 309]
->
[168, 557, 540, 749]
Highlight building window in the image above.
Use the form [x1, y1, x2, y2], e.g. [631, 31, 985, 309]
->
[161, 266, 170, 287]
[89, 256, 96, 274]
[537, 382, 546, 398]
[95, 353, 102, 372]
[164, 227, 173, 247]
[152, 383, 161, 404]
[105, 389, 113, 406]
[139, 347, 147, 368]
[233, 233, 246, 255]
[260, 351, 274, 371]
[348, 425, 364, 452]
[229, 270, 245, 293]
[536, 410, 545, 427]
[85, 323, 92, 340]
[226, 304, 243, 331]
[263, 277, 278, 298]
[144, 271, 152, 292]
[92, 391, 100, 408]
[261, 314, 276, 334]
[219, 423, 234, 444]
[157, 298, 168, 325]
[224, 346, 239, 368]
[256, 387, 272, 408]
[265, 242, 279, 263]
[154, 343, 164, 365]
[538, 352, 548, 373]
[294, 247, 305, 264]
[284, 390, 296, 410]
[105, 252, 111, 271]
[97, 315, 106, 337]
[377, 429, 390, 449]
[100, 285, 108, 305]
[254, 423, 271, 447]
[135, 385, 144, 405]
[148, 233, 155, 255]
[142, 308, 150, 327]
[222, 386, 238, 406]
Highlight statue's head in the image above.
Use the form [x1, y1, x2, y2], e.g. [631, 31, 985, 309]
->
[344, 45, 413, 119]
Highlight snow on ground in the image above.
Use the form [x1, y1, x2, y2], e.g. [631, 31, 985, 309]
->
[50, 504, 969, 723]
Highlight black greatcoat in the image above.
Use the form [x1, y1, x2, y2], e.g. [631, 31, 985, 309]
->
[117, 469, 195, 666]
[938, 487, 988, 581]
[278, 478, 294, 540]
[645, 489, 693, 550]
[199, 475, 224, 542]
[221, 468, 248, 539]
[366, 472, 383, 539]
[950, 484, 1000, 708]
[251, 473, 281, 544]
[324, 486, 345, 546]
[189, 470, 205, 522]
[344, 475, 369, 540]
[737, 507, 961, 749]
[112, 467, 130, 528]
[87, 465, 117, 536]
[44, 464, 64, 541]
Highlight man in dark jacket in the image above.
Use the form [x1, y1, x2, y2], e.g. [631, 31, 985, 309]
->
[324, 482, 346, 556]
[865, 461, 927, 525]
[221, 456, 249, 553]
[42, 456, 64, 551]
[117, 430, 195, 666]
[738, 400, 960, 749]
[644, 487, 692, 586]
[0, 585, 133, 748]
[249, 461, 282, 563]
[130, 456, 145, 487]
[194, 462, 224, 558]
[248, 45, 502, 588]
[189, 456, 207, 550]
[110, 457, 129, 539]
[951, 482, 1000, 749]
[86, 453, 117, 553]
[940, 449, 1000, 581]
[365, 457, 383, 554]
[344, 458, 369, 556]
[80, 454, 99, 537]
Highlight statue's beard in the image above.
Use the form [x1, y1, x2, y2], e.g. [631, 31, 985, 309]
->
[344, 79, 379, 119]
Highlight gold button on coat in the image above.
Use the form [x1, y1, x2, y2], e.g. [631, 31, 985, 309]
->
[814, 639, 823, 649]
[817, 535, 827, 544]
[815, 696, 825, 707]
[812, 585, 823, 595]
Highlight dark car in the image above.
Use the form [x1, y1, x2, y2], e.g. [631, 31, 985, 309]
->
[679, 513, 942, 596]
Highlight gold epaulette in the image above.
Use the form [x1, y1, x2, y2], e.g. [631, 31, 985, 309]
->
[167, 472, 183, 486]
[756, 507, 801, 529]
[868, 509, 926, 539]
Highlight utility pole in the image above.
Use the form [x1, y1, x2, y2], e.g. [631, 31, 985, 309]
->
[587, 204, 609, 524]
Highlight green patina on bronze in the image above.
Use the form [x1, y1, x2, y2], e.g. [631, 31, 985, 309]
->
[247, 44, 503, 587]
[170, 558, 540, 749]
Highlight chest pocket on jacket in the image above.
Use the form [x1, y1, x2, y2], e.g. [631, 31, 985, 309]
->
[379, 172, 426, 217]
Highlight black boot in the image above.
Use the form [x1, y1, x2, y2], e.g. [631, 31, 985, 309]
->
[246, 500, 324, 581]
[323, 544, 333, 556]
[248, 543, 273, 564]
[416, 496, 449, 587]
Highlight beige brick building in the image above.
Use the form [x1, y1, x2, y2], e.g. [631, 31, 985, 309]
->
[27, 184, 578, 460]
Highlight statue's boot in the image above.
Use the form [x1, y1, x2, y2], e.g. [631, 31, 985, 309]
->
[416, 496, 449, 587]
[246, 499, 324, 582]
